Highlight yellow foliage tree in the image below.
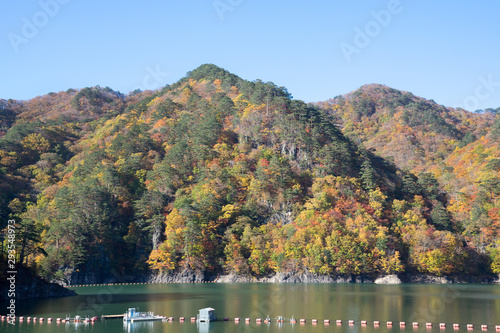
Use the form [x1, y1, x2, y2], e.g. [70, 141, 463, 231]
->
[21, 133, 50, 154]
[147, 244, 176, 272]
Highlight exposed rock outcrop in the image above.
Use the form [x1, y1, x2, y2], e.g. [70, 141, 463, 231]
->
[408, 275, 451, 284]
[143, 271, 498, 285]
[258, 272, 373, 283]
[375, 275, 402, 284]
[148, 268, 205, 283]
[215, 274, 255, 283]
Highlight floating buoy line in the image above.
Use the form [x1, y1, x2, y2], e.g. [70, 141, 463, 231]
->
[69, 281, 216, 287]
[2, 314, 500, 331]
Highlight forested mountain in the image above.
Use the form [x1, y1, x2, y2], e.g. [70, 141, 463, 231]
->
[1, 66, 499, 284]
[318, 84, 500, 271]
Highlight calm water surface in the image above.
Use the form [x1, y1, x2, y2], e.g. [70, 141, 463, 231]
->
[2, 283, 500, 332]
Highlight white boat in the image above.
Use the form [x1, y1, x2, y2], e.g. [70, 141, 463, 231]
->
[123, 308, 165, 322]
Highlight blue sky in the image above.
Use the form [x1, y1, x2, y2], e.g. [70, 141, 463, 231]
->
[1, 0, 499, 110]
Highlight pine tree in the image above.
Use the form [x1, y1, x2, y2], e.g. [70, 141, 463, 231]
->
[360, 160, 376, 190]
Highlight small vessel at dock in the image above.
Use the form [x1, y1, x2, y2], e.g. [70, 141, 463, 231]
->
[123, 308, 165, 322]
[63, 315, 98, 323]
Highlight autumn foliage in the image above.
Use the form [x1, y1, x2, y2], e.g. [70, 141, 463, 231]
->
[1, 66, 499, 283]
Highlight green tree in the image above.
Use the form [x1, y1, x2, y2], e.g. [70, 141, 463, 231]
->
[417, 172, 440, 199]
[134, 190, 167, 250]
[401, 172, 419, 197]
[360, 160, 376, 190]
[491, 116, 500, 139]
[430, 201, 451, 230]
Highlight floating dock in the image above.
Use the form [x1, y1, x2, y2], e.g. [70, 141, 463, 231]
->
[101, 314, 124, 319]
[123, 308, 165, 322]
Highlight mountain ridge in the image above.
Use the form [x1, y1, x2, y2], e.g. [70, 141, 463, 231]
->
[1, 64, 499, 286]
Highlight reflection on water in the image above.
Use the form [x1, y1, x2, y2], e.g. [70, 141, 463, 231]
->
[196, 321, 213, 333]
[123, 321, 155, 333]
[62, 321, 96, 332]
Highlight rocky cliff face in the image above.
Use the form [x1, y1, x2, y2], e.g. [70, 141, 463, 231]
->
[258, 272, 374, 283]
[148, 269, 206, 283]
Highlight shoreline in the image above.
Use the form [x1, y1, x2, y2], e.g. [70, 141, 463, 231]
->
[143, 271, 498, 285]
[50, 269, 500, 289]
[65, 273, 498, 288]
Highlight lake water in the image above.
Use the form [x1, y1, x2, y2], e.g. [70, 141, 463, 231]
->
[2, 283, 500, 332]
